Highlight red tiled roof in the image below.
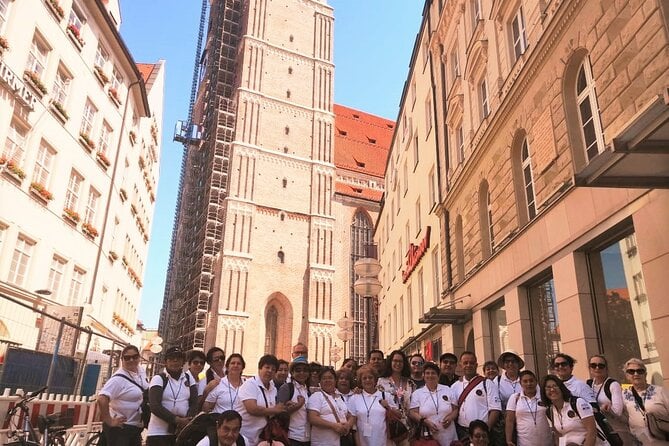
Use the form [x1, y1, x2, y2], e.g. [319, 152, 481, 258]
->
[136, 63, 156, 84]
[334, 104, 394, 178]
[335, 182, 384, 201]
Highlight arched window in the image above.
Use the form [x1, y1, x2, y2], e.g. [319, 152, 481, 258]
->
[479, 181, 493, 259]
[350, 210, 374, 362]
[282, 178, 288, 188]
[576, 60, 605, 162]
[265, 305, 278, 354]
[521, 138, 536, 220]
[454, 215, 465, 282]
[277, 250, 285, 263]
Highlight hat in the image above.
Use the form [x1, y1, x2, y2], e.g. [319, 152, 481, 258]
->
[497, 350, 524, 369]
[439, 352, 458, 363]
[165, 346, 185, 359]
[290, 356, 309, 373]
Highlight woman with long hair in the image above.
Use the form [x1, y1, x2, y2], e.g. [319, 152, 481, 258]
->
[540, 374, 609, 446]
[202, 353, 246, 414]
[621, 357, 669, 445]
[378, 349, 414, 443]
[504, 370, 551, 446]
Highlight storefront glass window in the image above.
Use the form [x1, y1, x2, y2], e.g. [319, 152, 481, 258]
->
[528, 275, 561, 374]
[588, 232, 663, 383]
[489, 301, 508, 360]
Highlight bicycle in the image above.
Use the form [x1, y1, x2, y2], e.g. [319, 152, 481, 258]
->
[4, 386, 73, 446]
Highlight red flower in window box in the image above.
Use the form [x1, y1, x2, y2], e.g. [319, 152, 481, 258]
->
[63, 207, 81, 222]
[96, 151, 111, 167]
[67, 24, 84, 45]
[82, 222, 99, 237]
[30, 182, 54, 201]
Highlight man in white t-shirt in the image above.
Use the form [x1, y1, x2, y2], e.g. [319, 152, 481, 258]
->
[147, 347, 199, 446]
[451, 351, 501, 442]
[551, 353, 597, 403]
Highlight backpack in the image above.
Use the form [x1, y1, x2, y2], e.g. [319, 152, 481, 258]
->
[546, 396, 621, 445]
[586, 378, 613, 401]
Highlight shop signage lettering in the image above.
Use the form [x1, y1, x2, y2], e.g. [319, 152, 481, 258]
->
[0, 60, 38, 110]
[402, 226, 431, 282]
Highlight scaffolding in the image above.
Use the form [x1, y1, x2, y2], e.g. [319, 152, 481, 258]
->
[159, 0, 242, 350]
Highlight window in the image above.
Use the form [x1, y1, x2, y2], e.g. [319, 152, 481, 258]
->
[32, 141, 55, 186]
[94, 44, 108, 69]
[479, 181, 493, 258]
[9, 236, 35, 287]
[471, 0, 482, 28]
[3, 121, 27, 164]
[26, 36, 49, 78]
[111, 66, 123, 94]
[425, 95, 433, 135]
[80, 99, 97, 137]
[64, 171, 83, 211]
[479, 76, 490, 120]
[454, 215, 465, 282]
[405, 223, 410, 249]
[588, 231, 663, 382]
[576, 60, 605, 161]
[411, 81, 416, 106]
[456, 124, 464, 164]
[520, 139, 537, 220]
[264, 305, 278, 354]
[47, 256, 66, 300]
[84, 188, 100, 226]
[417, 269, 425, 314]
[415, 198, 422, 235]
[52, 66, 71, 107]
[413, 133, 419, 169]
[68, 267, 86, 306]
[489, 300, 508, 359]
[68, 7, 84, 34]
[350, 211, 374, 362]
[422, 36, 429, 68]
[399, 296, 405, 334]
[98, 121, 112, 156]
[528, 274, 561, 374]
[0, 0, 9, 31]
[277, 250, 285, 263]
[398, 238, 403, 271]
[511, 6, 527, 61]
[407, 283, 413, 330]
[432, 248, 440, 305]
[451, 46, 460, 78]
[402, 161, 408, 195]
[428, 168, 437, 208]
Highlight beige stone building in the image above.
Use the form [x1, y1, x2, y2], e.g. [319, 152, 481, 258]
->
[378, 0, 669, 384]
[160, 0, 393, 370]
[0, 0, 164, 350]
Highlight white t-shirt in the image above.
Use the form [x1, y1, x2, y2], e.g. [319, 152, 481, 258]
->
[563, 375, 596, 403]
[505, 391, 552, 446]
[497, 373, 521, 409]
[206, 376, 245, 413]
[307, 390, 349, 446]
[347, 390, 394, 446]
[186, 370, 207, 396]
[147, 372, 193, 436]
[451, 376, 502, 427]
[278, 381, 310, 442]
[547, 397, 609, 446]
[237, 376, 277, 446]
[99, 369, 148, 427]
[410, 384, 458, 445]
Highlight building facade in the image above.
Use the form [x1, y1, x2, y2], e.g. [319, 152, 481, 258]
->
[379, 0, 669, 384]
[0, 0, 164, 351]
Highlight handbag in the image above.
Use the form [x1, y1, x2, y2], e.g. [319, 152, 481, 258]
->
[631, 387, 669, 441]
[381, 391, 409, 442]
[322, 392, 355, 446]
[410, 421, 439, 446]
[258, 384, 290, 445]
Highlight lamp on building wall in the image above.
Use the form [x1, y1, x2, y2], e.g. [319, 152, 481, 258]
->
[354, 245, 382, 355]
[337, 313, 354, 359]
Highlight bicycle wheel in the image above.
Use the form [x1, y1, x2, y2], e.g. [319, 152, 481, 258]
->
[85, 431, 104, 446]
[47, 435, 65, 446]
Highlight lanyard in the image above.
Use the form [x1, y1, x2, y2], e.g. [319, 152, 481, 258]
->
[226, 378, 240, 409]
[167, 376, 182, 408]
[522, 395, 538, 425]
[427, 387, 440, 415]
[362, 393, 378, 420]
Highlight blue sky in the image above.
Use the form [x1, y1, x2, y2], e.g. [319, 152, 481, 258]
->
[118, 1, 425, 328]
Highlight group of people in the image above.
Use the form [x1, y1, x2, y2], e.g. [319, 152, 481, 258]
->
[96, 342, 669, 446]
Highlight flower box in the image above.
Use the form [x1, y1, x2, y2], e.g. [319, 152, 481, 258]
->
[45, 0, 65, 20]
[0, 36, 8, 52]
[3, 159, 26, 183]
[129, 131, 137, 145]
[66, 24, 84, 49]
[108, 88, 121, 107]
[108, 250, 119, 261]
[96, 151, 111, 168]
[79, 132, 96, 152]
[150, 125, 158, 144]
[121, 255, 128, 266]
[23, 71, 47, 97]
[138, 155, 146, 169]
[82, 222, 99, 238]
[130, 203, 137, 215]
[63, 207, 80, 224]
[29, 182, 54, 202]
[149, 191, 156, 203]
[94, 65, 108, 85]
[119, 187, 128, 201]
[51, 101, 69, 123]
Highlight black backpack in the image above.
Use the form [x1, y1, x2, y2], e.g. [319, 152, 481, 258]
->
[546, 396, 622, 446]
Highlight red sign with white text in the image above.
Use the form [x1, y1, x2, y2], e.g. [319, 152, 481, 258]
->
[402, 226, 431, 282]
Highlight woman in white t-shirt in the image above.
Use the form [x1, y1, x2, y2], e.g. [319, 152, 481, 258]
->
[348, 364, 397, 446]
[409, 361, 458, 445]
[203, 354, 246, 414]
[505, 370, 552, 446]
[541, 374, 609, 446]
[308, 367, 353, 445]
[97, 345, 148, 446]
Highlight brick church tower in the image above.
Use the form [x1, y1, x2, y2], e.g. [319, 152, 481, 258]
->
[160, 0, 337, 368]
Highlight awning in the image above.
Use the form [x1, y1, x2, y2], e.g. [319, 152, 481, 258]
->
[418, 307, 472, 325]
[575, 90, 669, 188]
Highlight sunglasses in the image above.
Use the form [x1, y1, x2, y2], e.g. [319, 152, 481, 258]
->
[553, 362, 570, 368]
[626, 369, 646, 375]
[211, 356, 225, 362]
[411, 361, 424, 366]
[589, 363, 606, 369]
[123, 354, 140, 361]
